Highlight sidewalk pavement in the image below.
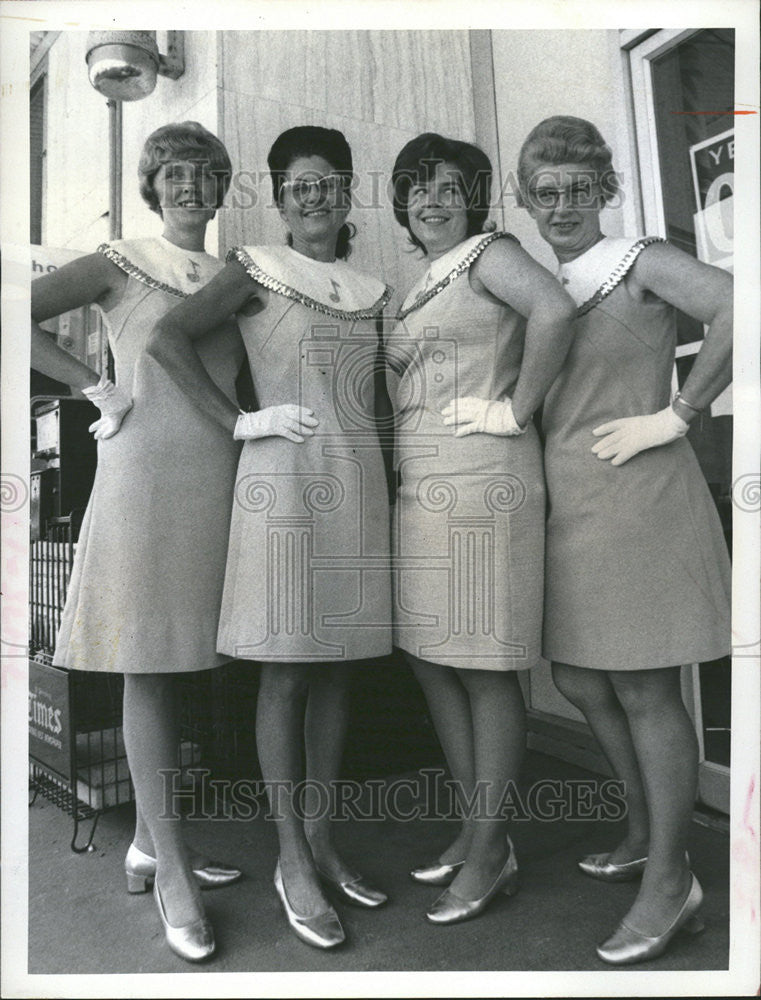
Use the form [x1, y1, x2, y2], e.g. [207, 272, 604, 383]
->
[28, 751, 729, 975]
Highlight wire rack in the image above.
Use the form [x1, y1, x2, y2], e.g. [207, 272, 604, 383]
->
[29, 514, 213, 850]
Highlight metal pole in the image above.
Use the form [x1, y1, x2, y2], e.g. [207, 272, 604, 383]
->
[107, 98, 122, 239]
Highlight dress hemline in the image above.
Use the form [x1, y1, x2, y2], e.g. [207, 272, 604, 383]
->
[540, 644, 730, 671]
[394, 640, 539, 672]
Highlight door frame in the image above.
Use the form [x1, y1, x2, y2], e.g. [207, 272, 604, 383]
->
[626, 27, 732, 814]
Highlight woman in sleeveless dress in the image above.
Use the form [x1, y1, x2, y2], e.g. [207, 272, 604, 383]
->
[388, 133, 576, 925]
[460, 115, 732, 964]
[31, 122, 245, 963]
[146, 126, 392, 950]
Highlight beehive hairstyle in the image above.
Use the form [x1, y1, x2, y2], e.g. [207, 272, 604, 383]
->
[516, 116, 619, 207]
[267, 125, 356, 260]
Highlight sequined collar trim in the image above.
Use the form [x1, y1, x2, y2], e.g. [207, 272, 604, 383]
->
[576, 237, 666, 317]
[398, 231, 518, 319]
[97, 243, 188, 298]
[227, 247, 392, 319]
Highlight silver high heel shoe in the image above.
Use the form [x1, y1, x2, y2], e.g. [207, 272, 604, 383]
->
[410, 857, 466, 886]
[317, 867, 388, 908]
[152, 879, 215, 963]
[596, 873, 704, 965]
[426, 837, 519, 925]
[577, 852, 648, 882]
[274, 861, 346, 949]
[125, 843, 242, 893]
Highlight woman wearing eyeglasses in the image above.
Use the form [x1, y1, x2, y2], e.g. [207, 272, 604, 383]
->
[448, 116, 732, 964]
[146, 125, 392, 950]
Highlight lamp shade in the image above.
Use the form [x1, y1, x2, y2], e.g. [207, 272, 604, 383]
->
[86, 31, 160, 101]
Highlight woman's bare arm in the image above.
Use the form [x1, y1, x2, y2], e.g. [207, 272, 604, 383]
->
[591, 243, 733, 466]
[631, 241, 732, 420]
[31, 325, 99, 392]
[31, 253, 126, 389]
[470, 238, 577, 427]
[32, 252, 126, 322]
[145, 260, 257, 434]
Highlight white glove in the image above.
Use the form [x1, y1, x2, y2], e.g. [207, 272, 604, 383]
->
[82, 373, 133, 440]
[441, 396, 527, 437]
[234, 405, 319, 444]
[591, 405, 689, 466]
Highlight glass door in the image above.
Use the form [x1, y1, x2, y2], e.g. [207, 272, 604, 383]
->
[629, 28, 734, 813]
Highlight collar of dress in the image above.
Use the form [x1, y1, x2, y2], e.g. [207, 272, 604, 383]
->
[556, 235, 666, 315]
[398, 231, 518, 318]
[98, 237, 223, 298]
[227, 245, 392, 320]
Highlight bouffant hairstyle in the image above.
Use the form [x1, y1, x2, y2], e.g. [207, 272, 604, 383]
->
[138, 121, 232, 217]
[267, 125, 356, 260]
[516, 116, 619, 207]
[391, 133, 492, 252]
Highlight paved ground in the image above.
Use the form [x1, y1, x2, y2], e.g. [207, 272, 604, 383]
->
[27, 751, 729, 978]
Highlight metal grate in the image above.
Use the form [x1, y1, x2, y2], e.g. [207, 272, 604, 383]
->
[29, 516, 75, 658]
[29, 511, 139, 850]
[29, 763, 101, 853]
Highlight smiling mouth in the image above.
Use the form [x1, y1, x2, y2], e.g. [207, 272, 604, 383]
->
[303, 209, 330, 217]
[177, 201, 205, 208]
[420, 214, 451, 225]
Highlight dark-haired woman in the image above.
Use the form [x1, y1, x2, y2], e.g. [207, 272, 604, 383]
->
[464, 115, 731, 965]
[147, 125, 392, 950]
[388, 132, 576, 924]
[32, 122, 245, 963]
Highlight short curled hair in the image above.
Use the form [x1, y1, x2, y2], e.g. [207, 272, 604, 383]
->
[391, 133, 492, 252]
[267, 125, 356, 260]
[517, 116, 619, 207]
[138, 121, 232, 217]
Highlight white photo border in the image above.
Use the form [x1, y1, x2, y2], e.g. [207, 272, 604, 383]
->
[2, 2, 759, 997]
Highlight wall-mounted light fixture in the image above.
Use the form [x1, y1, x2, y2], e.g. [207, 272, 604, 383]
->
[85, 30, 184, 102]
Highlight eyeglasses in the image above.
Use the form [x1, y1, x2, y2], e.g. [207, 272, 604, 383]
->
[281, 173, 347, 203]
[527, 181, 600, 209]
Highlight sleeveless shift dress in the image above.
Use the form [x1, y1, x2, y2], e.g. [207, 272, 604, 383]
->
[216, 245, 393, 663]
[52, 237, 242, 673]
[390, 232, 546, 671]
[541, 236, 731, 670]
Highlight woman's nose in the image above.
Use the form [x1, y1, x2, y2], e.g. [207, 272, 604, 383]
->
[421, 194, 441, 211]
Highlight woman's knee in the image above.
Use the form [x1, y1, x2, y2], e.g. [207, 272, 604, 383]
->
[551, 661, 612, 711]
[407, 653, 453, 687]
[259, 662, 311, 700]
[123, 671, 175, 702]
[608, 667, 681, 716]
[551, 661, 582, 700]
[456, 667, 521, 699]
